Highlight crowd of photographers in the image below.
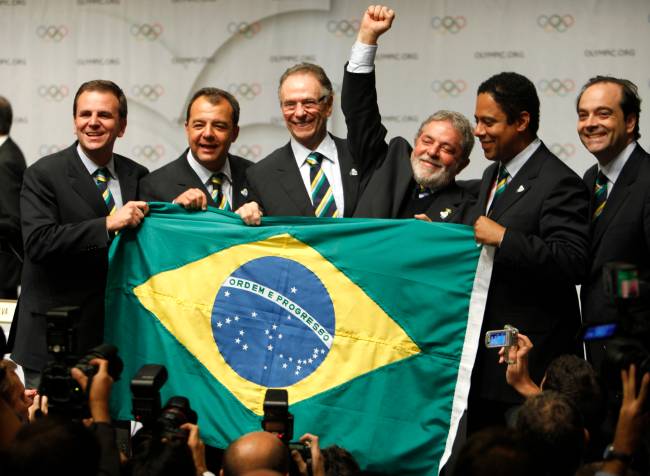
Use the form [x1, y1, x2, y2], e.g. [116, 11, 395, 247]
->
[1, 319, 648, 476]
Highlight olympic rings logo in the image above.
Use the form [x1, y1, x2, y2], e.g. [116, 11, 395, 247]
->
[431, 16, 466, 34]
[537, 79, 575, 96]
[228, 83, 262, 100]
[431, 79, 467, 97]
[326, 19, 359, 37]
[133, 145, 165, 162]
[130, 23, 163, 41]
[227, 21, 261, 38]
[38, 85, 69, 101]
[36, 25, 69, 42]
[132, 84, 165, 101]
[38, 144, 65, 156]
[235, 144, 262, 160]
[537, 14, 574, 32]
[550, 143, 576, 159]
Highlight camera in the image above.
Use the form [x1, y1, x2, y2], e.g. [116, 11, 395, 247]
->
[130, 364, 197, 443]
[38, 306, 123, 418]
[262, 389, 312, 470]
[485, 324, 518, 348]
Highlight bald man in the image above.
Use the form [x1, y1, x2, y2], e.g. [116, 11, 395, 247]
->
[220, 432, 289, 476]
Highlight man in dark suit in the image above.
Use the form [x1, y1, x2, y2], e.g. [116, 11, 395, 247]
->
[576, 76, 650, 365]
[140, 88, 254, 216]
[244, 63, 361, 218]
[11, 80, 149, 387]
[342, 5, 475, 223]
[467, 72, 590, 432]
[0, 96, 26, 299]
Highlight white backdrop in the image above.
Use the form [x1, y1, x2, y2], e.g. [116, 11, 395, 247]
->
[1, 0, 649, 179]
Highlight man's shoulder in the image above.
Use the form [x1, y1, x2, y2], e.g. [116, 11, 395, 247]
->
[534, 142, 583, 180]
[115, 153, 149, 177]
[27, 144, 77, 175]
[140, 155, 187, 182]
[247, 142, 292, 177]
[229, 153, 255, 171]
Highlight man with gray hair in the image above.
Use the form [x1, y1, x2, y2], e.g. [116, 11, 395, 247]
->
[343, 6, 475, 222]
[245, 63, 362, 217]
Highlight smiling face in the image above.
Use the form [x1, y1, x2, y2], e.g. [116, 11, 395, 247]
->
[185, 95, 239, 172]
[474, 92, 527, 163]
[279, 72, 332, 150]
[73, 90, 126, 165]
[410, 120, 466, 188]
[577, 82, 636, 165]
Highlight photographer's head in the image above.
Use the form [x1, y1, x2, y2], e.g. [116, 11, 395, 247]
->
[515, 391, 586, 476]
[221, 431, 290, 476]
[0, 360, 30, 422]
[4, 417, 100, 476]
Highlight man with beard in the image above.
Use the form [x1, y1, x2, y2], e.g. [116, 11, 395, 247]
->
[342, 5, 475, 222]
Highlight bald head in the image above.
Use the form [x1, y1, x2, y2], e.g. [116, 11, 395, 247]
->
[221, 431, 289, 476]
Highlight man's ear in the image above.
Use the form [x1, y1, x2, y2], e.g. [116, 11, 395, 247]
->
[516, 111, 530, 132]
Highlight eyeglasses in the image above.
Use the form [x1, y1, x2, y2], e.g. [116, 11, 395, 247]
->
[281, 95, 329, 112]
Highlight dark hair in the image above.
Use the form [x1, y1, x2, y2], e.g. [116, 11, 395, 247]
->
[5, 417, 100, 476]
[451, 427, 540, 476]
[185, 87, 240, 127]
[543, 355, 604, 435]
[322, 445, 360, 476]
[278, 63, 333, 99]
[0, 95, 13, 135]
[73, 80, 127, 119]
[576, 75, 642, 140]
[515, 391, 585, 476]
[477, 72, 540, 135]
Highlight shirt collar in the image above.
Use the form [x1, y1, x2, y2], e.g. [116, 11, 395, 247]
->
[291, 133, 337, 166]
[0, 135, 8, 147]
[76, 143, 117, 178]
[186, 149, 232, 185]
[501, 137, 541, 178]
[599, 141, 636, 184]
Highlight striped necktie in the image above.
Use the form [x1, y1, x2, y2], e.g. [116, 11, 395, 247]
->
[592, 171, 608, 221]
[489, 163, 510, 211]
[306, 152, 338, 217]
[210, 173, 231, 211]
[93, 168, 116, 215]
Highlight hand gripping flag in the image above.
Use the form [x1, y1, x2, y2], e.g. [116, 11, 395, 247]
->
[105, 204, 491, 475]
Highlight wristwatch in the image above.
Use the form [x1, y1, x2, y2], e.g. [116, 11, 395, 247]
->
[603, 444, 631, 464]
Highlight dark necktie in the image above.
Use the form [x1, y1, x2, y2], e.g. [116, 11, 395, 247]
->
[93, 168, 116, 215]
[305, 152, 338, 217]
[592, 171, 608, 221]
[489, 163, 509, 212]
[210, 173, 231, 211]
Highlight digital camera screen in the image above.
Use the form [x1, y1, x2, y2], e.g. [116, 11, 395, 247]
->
[488, 331, 506, 346]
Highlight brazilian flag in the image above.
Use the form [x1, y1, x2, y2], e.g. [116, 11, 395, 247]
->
[105, 204, 488, 475]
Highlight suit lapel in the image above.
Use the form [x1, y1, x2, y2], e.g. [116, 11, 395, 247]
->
[229, 155, 250, 209]
[276, 143, 315, 216]
[334, 136, 359, 217]
[489, 147, 545, 220]
[584, 165, 598, 219]
[475, 163, 498, 218]
[66, 145, 108, 217]
[591, 146, 643, 248]
[115, 155, 137, 203]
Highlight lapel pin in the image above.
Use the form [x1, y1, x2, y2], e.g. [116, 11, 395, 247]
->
[349, 168, 358, 176]
[241, 188, 248, 197]
[440, 208, 452, 220]
[516, 185, 525, 193]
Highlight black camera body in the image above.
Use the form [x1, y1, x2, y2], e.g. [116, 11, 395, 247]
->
[130, 364, 197, 444]
[38, 306, 123, 418]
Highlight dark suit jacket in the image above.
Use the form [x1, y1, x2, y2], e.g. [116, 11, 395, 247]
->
[139, 152, 253, 209]
[0, 137, 26, 296]
[246, 135, 361, 217]
[467, 144, 590, 403]
[11, 143, 148, 371]
[342, 68, 475, 223]
[581, 144, 650, 326]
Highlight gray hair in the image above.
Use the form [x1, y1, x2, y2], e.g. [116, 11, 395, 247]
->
[415, 110, 475, 164]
